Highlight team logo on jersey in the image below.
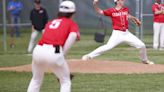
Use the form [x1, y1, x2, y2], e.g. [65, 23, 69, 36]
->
[112, 11, 128, 17]
[39, 10, 44, 14]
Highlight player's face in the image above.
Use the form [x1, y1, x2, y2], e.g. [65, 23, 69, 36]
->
[34, 3, 41, 10]
[156, 0, 161, 4]
[117, 0, 125, 7]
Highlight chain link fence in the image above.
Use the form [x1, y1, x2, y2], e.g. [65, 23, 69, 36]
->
[0, 0, 154, 29]
[0, 0, 162, 51]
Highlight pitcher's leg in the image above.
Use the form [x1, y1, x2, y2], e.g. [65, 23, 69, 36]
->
[124, 31, 148, 61]
[52, 61, 71, 92]
[153, 23, 160, 49]
[85, 31, 123, 59]
[27, 62, 45, 92]
[28, 31, 39, 53]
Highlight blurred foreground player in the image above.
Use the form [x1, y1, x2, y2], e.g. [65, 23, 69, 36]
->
[82, 0, 154, 65]
[27, 1, 80, 92]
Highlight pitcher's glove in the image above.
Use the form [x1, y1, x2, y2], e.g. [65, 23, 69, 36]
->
[132, 18, 141, 26]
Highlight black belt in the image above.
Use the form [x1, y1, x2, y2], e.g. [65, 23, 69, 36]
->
[38, 43, 60, 53]
[55, 45, 60, 53]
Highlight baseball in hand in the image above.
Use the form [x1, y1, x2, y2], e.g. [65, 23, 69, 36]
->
[93, 0, 99, 3]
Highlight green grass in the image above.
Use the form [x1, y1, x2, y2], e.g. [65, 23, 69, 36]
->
[0, 29, 164, 67]
[0, 71, 164, 92]
[0, 54, 31, 67]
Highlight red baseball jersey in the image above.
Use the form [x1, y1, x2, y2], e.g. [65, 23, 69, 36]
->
[38, 17, 80, 47]
[152, 3, 164, 23]
[103, 7, 129, 32]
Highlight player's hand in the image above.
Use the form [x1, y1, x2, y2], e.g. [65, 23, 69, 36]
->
[132, 18, 141, 26]
[93, 0, 99, 5]
[32, 25, 35, 32]
[136, 19, 141, 26]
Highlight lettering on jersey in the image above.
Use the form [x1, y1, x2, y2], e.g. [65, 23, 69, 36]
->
[112, 11, 128, 17]
[49, 19, 62, 29]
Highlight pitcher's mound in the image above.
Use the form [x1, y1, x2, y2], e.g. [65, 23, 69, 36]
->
[0, 59, 164, 74]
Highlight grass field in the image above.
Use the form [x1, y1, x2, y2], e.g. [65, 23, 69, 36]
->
[0, 29, 164, 92]
[0, 72, 164, 92]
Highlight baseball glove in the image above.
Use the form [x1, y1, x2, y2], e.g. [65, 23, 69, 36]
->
[131, 18, 141, 26]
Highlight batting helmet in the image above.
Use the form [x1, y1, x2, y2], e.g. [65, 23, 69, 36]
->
[59, 1, 76, 13]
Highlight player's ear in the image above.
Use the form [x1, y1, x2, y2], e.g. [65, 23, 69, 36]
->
[115, 2, 117, 5]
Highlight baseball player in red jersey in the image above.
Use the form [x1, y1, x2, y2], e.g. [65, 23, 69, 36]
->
[82, 0, 154, 65]
[27, 1, 80, 92]
[152, 0, 164, 50]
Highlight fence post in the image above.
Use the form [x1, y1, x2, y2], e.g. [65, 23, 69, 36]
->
[135, 0, 140, 37]
[140, 0, 144, 40]
[2, 0, 7, 52]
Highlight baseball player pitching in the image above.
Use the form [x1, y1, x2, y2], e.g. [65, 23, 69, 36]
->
[82, 0, 154, 65]
[27, 1, 80, 92]
[152, 0, 164, 50]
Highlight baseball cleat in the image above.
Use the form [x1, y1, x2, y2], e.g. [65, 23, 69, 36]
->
[142, 60, 154, 65]
[82, 55, 91, 61]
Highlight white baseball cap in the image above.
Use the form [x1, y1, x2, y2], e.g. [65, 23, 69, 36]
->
[114, 0, 118, 2]
[59, 1, 76, 13]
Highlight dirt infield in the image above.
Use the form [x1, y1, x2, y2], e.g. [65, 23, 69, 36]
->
[0, 59, 164, 74]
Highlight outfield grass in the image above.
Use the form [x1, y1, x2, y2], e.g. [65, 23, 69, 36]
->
[0, 71, 164, 92]
[0, 29, 164, 67]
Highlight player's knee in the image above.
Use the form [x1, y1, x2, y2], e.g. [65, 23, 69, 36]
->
[60, 79, 71, 87]
[66, 80, 71, 86]
[138, 43, 146, 49]
[31, 78, 42, 86]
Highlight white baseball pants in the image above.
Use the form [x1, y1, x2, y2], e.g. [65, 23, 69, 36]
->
[27, 45, 71, 92]
[88, 30, 148, 61]
[153, 22, 164, 49]
[27, 29, 44, 53]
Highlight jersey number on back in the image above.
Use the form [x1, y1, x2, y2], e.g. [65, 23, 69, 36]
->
[49, 19, 62, 29]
